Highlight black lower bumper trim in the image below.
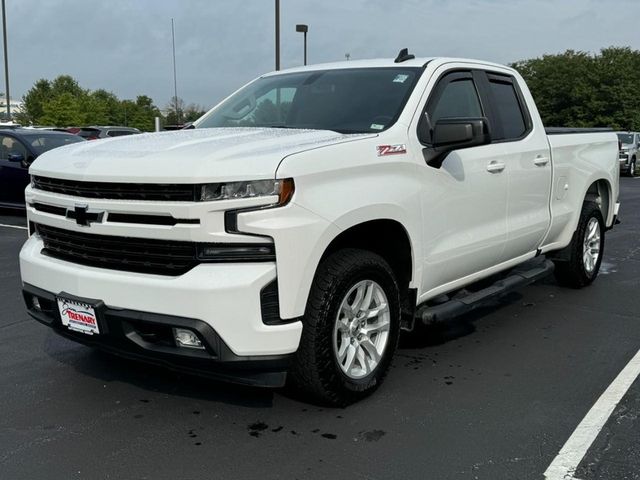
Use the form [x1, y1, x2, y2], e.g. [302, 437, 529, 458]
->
[22, 283, 291, 387]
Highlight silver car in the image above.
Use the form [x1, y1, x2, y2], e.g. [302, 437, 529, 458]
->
[617, 131, 639, 177]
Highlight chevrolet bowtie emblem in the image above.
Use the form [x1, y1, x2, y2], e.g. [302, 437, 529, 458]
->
[66, 204, 105, 227]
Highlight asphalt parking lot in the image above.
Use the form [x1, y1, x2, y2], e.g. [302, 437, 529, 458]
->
[1, 178, 639, 480]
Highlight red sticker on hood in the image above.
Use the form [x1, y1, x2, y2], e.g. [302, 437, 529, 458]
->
[377, 144, 407, 156]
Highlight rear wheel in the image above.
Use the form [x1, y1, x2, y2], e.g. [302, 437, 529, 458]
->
[289, 249, 401, 406]
[553, 201, 604, 288]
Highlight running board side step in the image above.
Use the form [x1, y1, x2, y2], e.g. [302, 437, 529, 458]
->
[416, 259, 555, 325]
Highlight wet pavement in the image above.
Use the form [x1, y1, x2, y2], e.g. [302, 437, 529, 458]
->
[0, 177, 639, 479]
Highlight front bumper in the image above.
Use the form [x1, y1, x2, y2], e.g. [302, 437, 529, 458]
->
[20, 235, 303, 358]
[23, 283, 291, 387]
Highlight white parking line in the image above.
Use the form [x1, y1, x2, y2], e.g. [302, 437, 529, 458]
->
[0, 223, 27, 230]
[544, 348, 640, 480]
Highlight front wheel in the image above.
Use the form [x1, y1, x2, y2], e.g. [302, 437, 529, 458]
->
[289, 249, 401, 406]
[553, 201, 605, 288]
[629, 159, 636, 177]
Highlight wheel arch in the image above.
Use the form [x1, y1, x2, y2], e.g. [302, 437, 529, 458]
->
[319, 218, 417, 329]
[584, 178, 613, 226]
[547, 177, 613, 261]
[322, 218, 414, 284]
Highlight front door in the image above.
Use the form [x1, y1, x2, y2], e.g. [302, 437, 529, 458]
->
[411, 69, 509, 296]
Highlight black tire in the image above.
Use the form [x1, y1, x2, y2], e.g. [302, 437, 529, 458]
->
[289, 248, 401, 406]
[553, 201, 605, 288]
[629, 158, 636, 177]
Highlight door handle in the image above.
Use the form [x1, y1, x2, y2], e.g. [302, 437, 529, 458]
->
[534, 156, 549, 167]
[486, 161, 506, 173]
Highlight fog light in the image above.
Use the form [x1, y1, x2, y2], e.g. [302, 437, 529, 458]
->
[172, 328, 205, 349]
[32, 296, 42, 312]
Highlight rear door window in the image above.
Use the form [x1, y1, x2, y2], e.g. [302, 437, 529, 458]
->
[486, 74, 530, 141]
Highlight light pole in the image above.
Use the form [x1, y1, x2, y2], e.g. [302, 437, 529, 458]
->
[171, 18, 180, 124]
[275, 0, 280, 70]
[1, 0, 10, 120]
[295, 24, 308, 66]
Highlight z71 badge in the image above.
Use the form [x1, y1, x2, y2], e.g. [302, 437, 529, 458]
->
[376, 144, 407, 156]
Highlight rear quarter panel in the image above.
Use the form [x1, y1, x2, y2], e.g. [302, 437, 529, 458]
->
[541, 132, 619, 252]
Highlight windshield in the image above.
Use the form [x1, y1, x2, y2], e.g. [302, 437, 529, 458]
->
[617, 133, 634, 145]
[24, 133, 85, 155]
[196, 67, 421, 134]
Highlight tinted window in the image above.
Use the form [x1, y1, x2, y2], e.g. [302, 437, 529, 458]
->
[429, 78, 483, 124]
[78, 129, 100, 139]
[0, 135, 27, 160]
[107, 130, 138, 137]
[488, 79, 527, 140]
[197, 68, 421, 134]
[617, 133, 634, 144]
[24, 133, 84, 155]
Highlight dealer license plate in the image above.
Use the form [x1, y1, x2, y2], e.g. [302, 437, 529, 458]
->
[56, 297, 100, 335]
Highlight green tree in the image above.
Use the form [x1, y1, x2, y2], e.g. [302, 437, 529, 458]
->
[19, 75, 87, 126]
[130, 95, 162, 131]
[512, 47, 640, 130]
[164, 96, 185, 125]
[17, 79, 52, 124]
[89, 89, 121, 124]
[39, 92, 84, 126]
[18, 75, 163, 131]
[182, 103, 206, 123]
[50, 75, 85, 97]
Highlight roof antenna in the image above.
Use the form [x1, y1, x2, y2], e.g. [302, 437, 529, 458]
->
[394, 48, 415, 63]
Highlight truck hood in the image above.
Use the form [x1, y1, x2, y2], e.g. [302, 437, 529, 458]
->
[30, 128, 370, 183]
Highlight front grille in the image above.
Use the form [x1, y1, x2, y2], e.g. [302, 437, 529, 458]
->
[31, 202, 200, 226]
[33, 176, 200, 201]
[36, 224, 199, 276]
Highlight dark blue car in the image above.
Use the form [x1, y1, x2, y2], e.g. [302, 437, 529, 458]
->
[0, 128, 85, 209]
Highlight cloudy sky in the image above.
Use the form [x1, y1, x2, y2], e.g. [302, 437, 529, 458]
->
[7, 0, 640, 111]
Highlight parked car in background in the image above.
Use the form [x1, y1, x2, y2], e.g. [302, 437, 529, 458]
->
[0, 128, 84, 209]
[617, 131, 639, 177]
[82, 126, 141, 140]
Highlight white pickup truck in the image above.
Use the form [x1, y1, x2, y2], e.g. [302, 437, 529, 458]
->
[20, 52, 619, 405]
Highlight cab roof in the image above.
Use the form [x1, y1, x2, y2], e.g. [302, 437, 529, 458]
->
[262, 56, 514, 77]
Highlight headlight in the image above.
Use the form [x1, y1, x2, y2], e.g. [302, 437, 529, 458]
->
[200, 178, 294, 205]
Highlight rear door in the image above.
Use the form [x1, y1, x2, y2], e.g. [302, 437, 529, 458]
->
[0, 134, 30, 206]
[477, 71, 552, 259]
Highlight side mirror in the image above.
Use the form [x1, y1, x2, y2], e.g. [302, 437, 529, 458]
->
[7, 153, 24, 163]
[425, 117, 491, 169]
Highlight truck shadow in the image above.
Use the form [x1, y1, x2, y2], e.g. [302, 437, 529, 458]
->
[43, 334, 276, 408]
[42, 287, 531, 408]
[399, 291, 524, 349]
